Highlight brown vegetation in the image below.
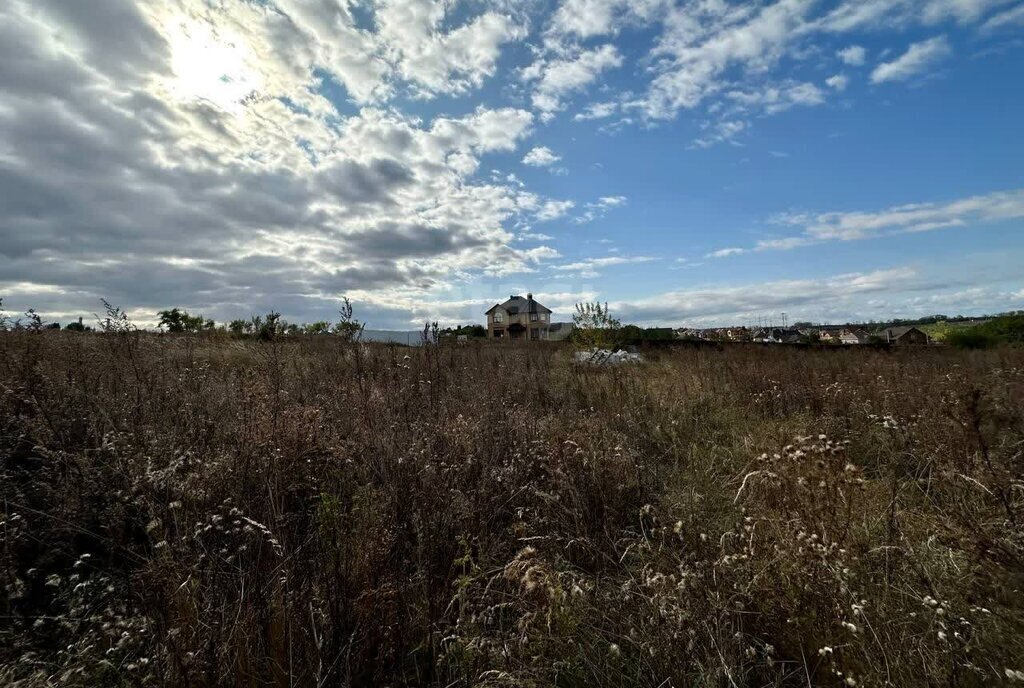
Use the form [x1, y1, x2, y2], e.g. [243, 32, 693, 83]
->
[2, 331, 1023, 686]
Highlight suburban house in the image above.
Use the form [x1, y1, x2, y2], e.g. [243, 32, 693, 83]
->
[876, 326, 929, 345]
[753, 327, 803, 344]
[817, 328, 842, 343]
[486, 294, 552, 340]
[838, 328, 872, 345]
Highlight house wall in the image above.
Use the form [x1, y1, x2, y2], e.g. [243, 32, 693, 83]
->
[487, 309, 550, 340]
[895, 329, 929, 345]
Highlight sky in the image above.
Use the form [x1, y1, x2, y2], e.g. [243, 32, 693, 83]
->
[1, 0, 1022, 329]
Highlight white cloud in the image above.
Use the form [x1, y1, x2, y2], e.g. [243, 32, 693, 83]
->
[641, 0, 818, 119]
[574, 101, 619, 120]
[614, 267, 926, 324]
[372, 0, 527, 98]
[726, 81, 826, 115]
[706, 188, 1024, 259]
[535, 199, 576, 222]
[554, 255, 655, 277]
[871, 36, 952, 83]
[981, 3, 1024, 31]
[0, 0, 1019, 328]
[707, 247, 747, 258]
[548, 0, 627, 39]
[693, 120, 748, 148]
[522, 146, 562, 166]
[613, 264, 1024, 326]
[785, 188, 1024, 240]
[826, 74, 850, 91]
[837, 45, 867, 66]
[708, 189, 1024, 257]
[516, 231, 555, 242]
[524, 43, 623, 116]
[0, 0, 554, 328]
[546, 0, 667, 40]
[627, 0, 999, 139]
[521, 246, 562, 262]
[574, 195, 627, 223]
[922, 0, 1019, 24]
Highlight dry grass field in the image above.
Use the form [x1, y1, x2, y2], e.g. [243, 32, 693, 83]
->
[2, 331, 1023, 686]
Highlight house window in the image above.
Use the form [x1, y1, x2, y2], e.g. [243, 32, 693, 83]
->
[494, 312, 504, 323]
[530, 313, 538, 321]
[540, 313, 547, 321]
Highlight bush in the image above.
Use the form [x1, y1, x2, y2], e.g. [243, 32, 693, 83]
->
[947, 314, 1024, 349]
[946, 329, 999, 349]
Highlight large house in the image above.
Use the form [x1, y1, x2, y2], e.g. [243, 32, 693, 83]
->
[486, 294, 552, 340]
[876, 326, 929, 345]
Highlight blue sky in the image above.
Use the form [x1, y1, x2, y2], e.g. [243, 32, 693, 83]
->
[1, 0, 1022, 328]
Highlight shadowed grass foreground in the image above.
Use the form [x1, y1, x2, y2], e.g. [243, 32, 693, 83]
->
[2, 332, 1023, 686]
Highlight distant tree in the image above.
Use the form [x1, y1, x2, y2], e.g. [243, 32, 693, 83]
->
[65, 319, 87, 332]
[947, 314, 1024, 349]
[946, 329, 998, 350]
[572, 301, 622, 350]
[158, 308, 213, 333]
[303, 320, 332, 335]
[227, 319, 247, 336]
[453, 324, 486, 338]
[255, 312, 284, 341]
[334, 297, 364, 343]
[45, 322, 61, 330]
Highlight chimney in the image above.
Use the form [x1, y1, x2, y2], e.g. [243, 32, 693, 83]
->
[527, 292, 533, 300]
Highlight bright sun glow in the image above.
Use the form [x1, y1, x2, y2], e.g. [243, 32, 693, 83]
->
[167, 19, 263, 112]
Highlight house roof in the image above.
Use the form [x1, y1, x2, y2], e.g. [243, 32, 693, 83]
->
[485, 294, 552, 315]
[876, 326, 924, 339]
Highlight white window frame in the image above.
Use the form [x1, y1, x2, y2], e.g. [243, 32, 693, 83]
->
[494, 312, 504, 323]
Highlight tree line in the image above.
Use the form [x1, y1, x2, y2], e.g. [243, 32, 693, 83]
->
[0, 297, 365, 342]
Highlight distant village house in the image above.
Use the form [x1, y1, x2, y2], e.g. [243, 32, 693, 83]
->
[876, 326, 929, 345]
[838, 328, 871, 345]
[486, 294, 552, 340]
[752, 327, 803, 344]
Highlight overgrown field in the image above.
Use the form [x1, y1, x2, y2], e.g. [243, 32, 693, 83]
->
[2, 332, 1023, 686]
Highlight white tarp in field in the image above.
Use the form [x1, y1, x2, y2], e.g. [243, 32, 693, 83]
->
[573, 348, 643, 365]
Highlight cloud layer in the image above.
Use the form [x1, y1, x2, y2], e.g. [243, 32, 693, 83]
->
[0, 0, 1020, 328]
